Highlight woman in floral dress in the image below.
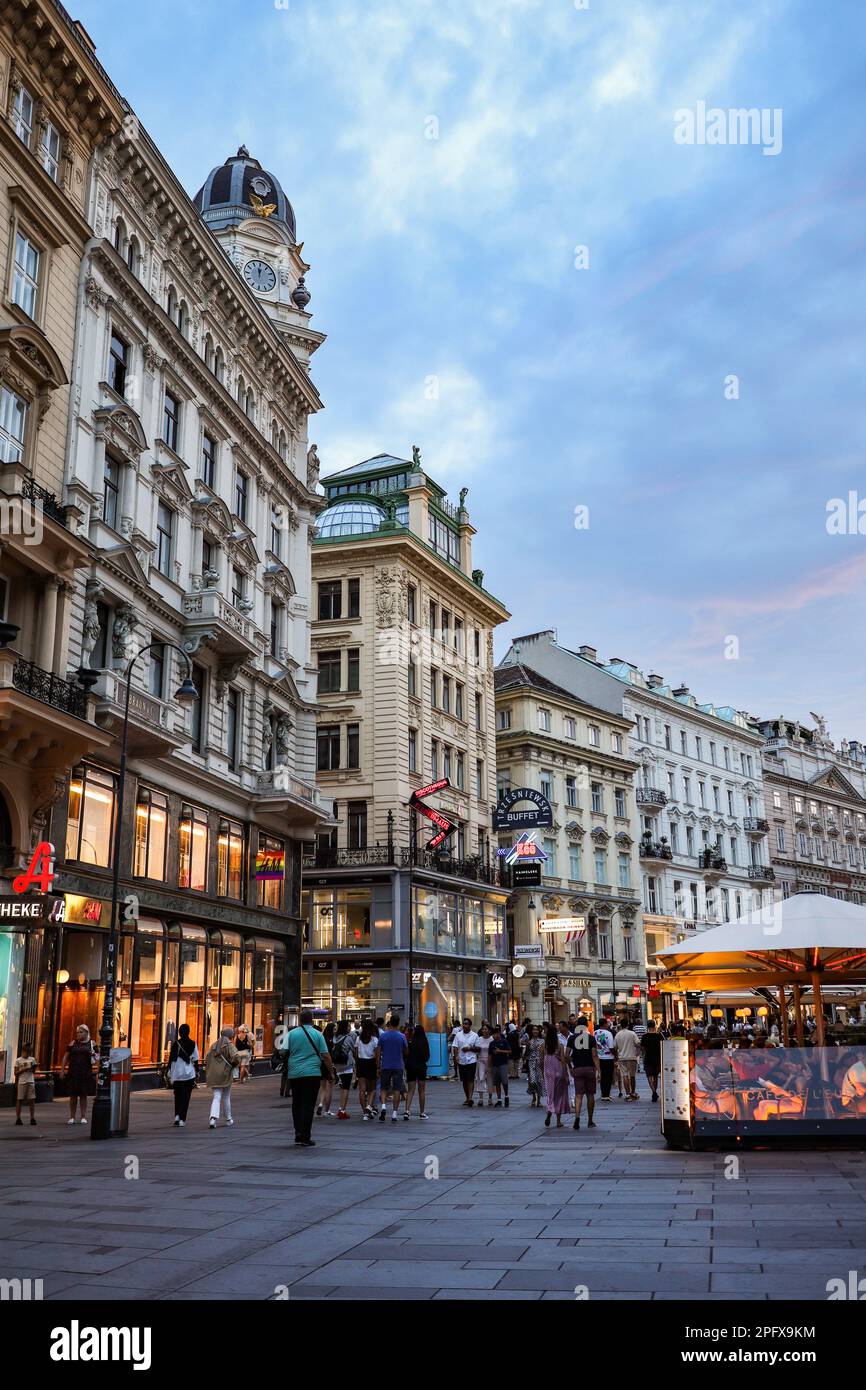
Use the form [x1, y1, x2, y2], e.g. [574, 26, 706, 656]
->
[524, 1024, 545, 1107]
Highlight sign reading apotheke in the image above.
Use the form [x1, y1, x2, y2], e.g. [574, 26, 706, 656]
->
[493, 787, 553, 832]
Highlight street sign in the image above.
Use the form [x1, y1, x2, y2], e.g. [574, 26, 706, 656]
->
[514, 943, 544, 959]
[537, 916, 585, 933]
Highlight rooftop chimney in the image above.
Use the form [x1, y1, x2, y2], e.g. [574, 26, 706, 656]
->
[646, 673, 664, 688]
[578, 644, 597, 662]
[673, 685, 689, 697]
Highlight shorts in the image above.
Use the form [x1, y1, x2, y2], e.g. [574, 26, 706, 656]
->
[336, 1071, 353, 1090]
[17, 1080, 35, 1102]
[571, 1066, 596, 1097]
[356, 1058, 377, 1082]
[458, 1062, 477, 1086]
[406, 1064, 427, 1082]
[491, 1063, 509, 1088]
[380, 1067, 405, 1093]
[618, 1058, 638, 1078]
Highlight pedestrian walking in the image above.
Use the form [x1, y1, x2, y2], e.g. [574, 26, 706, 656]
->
[316, 1021, 336, 1118]
[61, 1025, 97, 1125]
[557, 1018, 575, 1109]
[378, 1014, 408, 1121]
[568, 1015, 600, 1129]
[474, 1022, 494, 1107]
[281, 1010, 335, 1146]
[168, 1023, 199, 1126]
[331, 1018, 357, 1119]
[405, 1024, 430, 1118]
[542, 1023, 570, 1128]
[506, 1017, 521, 1078]
[594, 1017, 616, 1101]
[233, 1024, 252, 1082]
[489, 1024, 511, 1107]
[452, 1017, 482, 1106]
[614, 1020, 641, 1100]
[640, 1018, 662, 1101]
[355, 1019, 380, 1118]
[13, 1042, 38, 1126]
[524, 1023, 545, 1108]
[204, 1026, 243, 1129]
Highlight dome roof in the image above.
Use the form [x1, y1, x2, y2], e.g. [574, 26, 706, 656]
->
[193, 146, 296, 238]
[317, 500, 387, 538]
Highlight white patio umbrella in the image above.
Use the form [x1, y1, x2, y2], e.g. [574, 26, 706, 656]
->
[656, 892, 866, 1046]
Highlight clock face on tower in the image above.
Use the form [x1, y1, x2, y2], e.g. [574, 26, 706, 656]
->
[243, 259, 276, 294]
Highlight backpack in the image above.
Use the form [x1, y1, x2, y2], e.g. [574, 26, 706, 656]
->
[333, 1033, 353, 1067]
[568, 1029, 596, 1069]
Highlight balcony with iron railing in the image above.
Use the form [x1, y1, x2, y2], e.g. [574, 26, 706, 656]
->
[636, 786, 667, 811]
[302, 841, 504, 886]
[743, 816, 769, 835]
[639, 837, 673, 863]
[747, 864, 775, 881]
[12, 659, 87, 719]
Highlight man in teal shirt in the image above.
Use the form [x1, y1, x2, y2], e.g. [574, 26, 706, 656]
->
[281, 1011, 335, 1145]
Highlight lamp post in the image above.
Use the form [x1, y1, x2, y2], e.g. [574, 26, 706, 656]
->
[89, 641, 197, 1141]
[590, 903, 631, 1024]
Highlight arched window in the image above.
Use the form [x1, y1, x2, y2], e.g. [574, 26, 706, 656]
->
[126, 236, 140, 275]
[178, 300, 189, 337]
[166, 285, 178, 323]
[245, 389, 255, 420]
[113, 217, 127, 254]
[270, 421, 278, 449]
[236, 374, 246, 405]
[204, 333, 215, 371]
[278, 430, 287, 461]
[214, 347, 225, 384]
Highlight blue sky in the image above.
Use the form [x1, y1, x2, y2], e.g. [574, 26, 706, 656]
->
[73, 0, 866, 736]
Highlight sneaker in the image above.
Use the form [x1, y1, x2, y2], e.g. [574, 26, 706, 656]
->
[173, 1117, 180, 1127]
[325, 1110, 335, 1117]
[226, 1119, 234, 1126]
[179, 1120, 186, 1127]
[588, 1121, 597, 1128]
[504, 1097, 509, 1108]
[601, 1096, 612, 1102]
[573, 1117, 580, 1129]
[391, 1112, 398, 1122]
[403, 1111, 410, 1120]
[67, 1118, 75, 1125]
[494, 1100, 502, 1108]
[298, 1138, 315, 1147]
[379, 1106, 387, 1122]
[29, 1118, 36, 1126]
[79, 1118, 87, 1124]
[316, 1104, 323, 1117]
[14, 1117, 22, 1126]
[209, 1118, 216, 1129]
[419, 1112, 428, 1119]
[362, 1112, 370, 1121]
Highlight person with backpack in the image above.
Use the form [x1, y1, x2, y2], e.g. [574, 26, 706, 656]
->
[332, 1018, 357, 1119]
[281, 1011, 336, 1146]
[168, 1022, 199, 1127]
[567, 1015, 600, 1130]
[405, 1024, 431, 1119]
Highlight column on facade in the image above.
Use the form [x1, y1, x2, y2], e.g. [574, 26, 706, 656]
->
[52, 580, 73, 675]
[37, 577, 60, 672]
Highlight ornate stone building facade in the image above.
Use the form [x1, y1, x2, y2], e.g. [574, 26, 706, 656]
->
[1, 50, 332, 1080]
[304, 453, 511, 1026]
[759, 714, 866, 902]
[494, 646, 643, 1024]
[0, 2, 124, 1083]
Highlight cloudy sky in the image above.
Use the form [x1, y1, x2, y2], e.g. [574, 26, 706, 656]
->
[74, 0, 866, 736]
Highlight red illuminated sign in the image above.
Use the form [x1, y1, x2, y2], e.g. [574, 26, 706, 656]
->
[409, 779, 456, 851]
[12, 842, 55, 896]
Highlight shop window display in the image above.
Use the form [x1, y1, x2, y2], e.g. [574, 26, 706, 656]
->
[53, 931, 105, 1066]
[334, 888, 372, 948]
[217, 818, 245, 899]
[133, 788, 168, 880]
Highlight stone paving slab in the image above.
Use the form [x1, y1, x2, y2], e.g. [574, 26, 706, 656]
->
[2, 1074, 865, 1300]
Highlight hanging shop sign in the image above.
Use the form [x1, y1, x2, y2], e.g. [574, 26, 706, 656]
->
[11, 842, 55, 896]
[255, 846, 286, 881]
[409, 778, 456, 850]
[493, 787, 553, 832]
[512, 862, 542, 887]
[505, 833, 547, 865]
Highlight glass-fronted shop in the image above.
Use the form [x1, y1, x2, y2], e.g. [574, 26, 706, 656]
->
[300, 871, 508, 1025]
[12, 899, 288, 1082]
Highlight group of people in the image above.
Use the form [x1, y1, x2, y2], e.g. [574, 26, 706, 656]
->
[516, 1015, 663, 1127]
[13, 1023, 100, 1127]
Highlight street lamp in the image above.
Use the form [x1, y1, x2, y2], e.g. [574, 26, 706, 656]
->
[89, 641, 197, 1141]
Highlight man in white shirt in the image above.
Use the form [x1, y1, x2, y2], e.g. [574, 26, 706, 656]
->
[451, 1017, 481, 1106]
[594, 1018, 616, 1101]
[614, 1023, 641, 1101]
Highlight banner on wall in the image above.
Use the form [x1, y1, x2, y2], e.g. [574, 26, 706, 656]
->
[255, 847, 286, 881]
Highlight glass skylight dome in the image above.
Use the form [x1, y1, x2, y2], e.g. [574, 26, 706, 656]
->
[317, 499, 386, 537]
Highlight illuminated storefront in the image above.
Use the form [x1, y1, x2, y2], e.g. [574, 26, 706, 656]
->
[301, 872, 509, 1025]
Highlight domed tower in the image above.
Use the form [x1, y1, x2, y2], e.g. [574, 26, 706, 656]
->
[193, 146, 323, 368]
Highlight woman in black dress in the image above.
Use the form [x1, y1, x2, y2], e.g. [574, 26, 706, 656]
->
[405, 1024, 431, 1119]
[62, 1024, 97, 1125]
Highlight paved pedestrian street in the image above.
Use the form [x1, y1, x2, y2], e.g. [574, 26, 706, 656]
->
[2, 1075, 865, 1302]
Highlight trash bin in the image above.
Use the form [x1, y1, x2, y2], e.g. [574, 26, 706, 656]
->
[109, 1047, 132, 1137]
